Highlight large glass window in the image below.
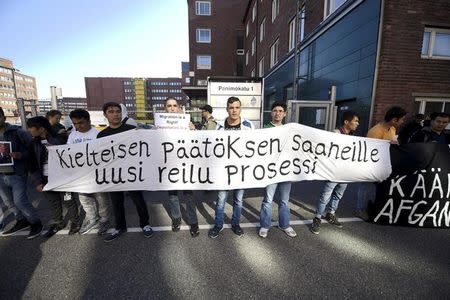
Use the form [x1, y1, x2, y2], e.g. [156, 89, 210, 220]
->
[195, 1, 211, 16]
[421, 28, 450, 59]
[196, 29, 211, 43]
[197, 55, 211, 69]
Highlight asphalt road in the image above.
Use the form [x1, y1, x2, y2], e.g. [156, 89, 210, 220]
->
[0, 181, 449, 299]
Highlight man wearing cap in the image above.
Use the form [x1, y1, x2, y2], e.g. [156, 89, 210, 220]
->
[200, 105, 217, 130]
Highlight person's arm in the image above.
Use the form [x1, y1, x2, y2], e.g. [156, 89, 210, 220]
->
[10, 129, 33, 160]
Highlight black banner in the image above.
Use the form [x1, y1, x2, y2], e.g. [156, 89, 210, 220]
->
[370, 143, 450, 228]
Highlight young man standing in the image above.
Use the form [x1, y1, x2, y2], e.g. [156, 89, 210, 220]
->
[163, 97, 199, 237]
[355, 106, 407, 220]
[409, 112, 450, 144]
[0, 108, 43, 239]
[259, 102, 297, 238]
[209, 96, 254, 238]
[67, 109, 111, 235]
[97, 102, 153, 242]
[200, 105, 217, 130]
[27, 116, 80, 237]
[311, 111, 360, 234]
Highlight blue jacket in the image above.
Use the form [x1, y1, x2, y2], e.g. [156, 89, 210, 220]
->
[2, 123, 33, 176]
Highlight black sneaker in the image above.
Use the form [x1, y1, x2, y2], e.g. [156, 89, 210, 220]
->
[142, 225, 154, 238]
[2, 219, 31, 236]
[189, 223, 199, 237]
[172, 217, 181, 232]
[41, 223, 63, 238]
[310, 217, 321, 235]
[208, 225, 223, 238]
[325, 213, 343, 228]
[27, 221, 43, 239]
[231, 224, 244, 237]
[97, 221, 110, 236]
[68, 222, 81, 235]
[104, 229, 126, 243]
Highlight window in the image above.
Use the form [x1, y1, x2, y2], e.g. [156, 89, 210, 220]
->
[252, 3, 257, 22]
[246, 21, 249, 37]
[271, 0, 279, 22]
[300, 5, 305, 42]
[197, 55, 211, 69]
[288, 17, 296, 51]
[415, 97, 450, 128]
[196, 29, 211, 43]
[270, 38, 279, 67]
[195, 1, 211, 15]
[197, 79, 207, 86]
[252, 37, 256, 55]
[251, 68, 255, 77]
[324, 0, 346, 19]
[185, 77, 190, 84]
[258, 57, 264, 77]
[259, 18, 266, 42]
[422, 28, 450, 59]
[245, 51, 249, 65]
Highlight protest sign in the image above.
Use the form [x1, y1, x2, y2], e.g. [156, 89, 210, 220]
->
[154, 113, 190, 129]
[44, 123, 392, 193]
[371, 143, 450, 228]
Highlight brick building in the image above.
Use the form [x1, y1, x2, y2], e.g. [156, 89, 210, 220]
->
[0, 58, 38, 123]
[242, 0, 450, 133]
[183, 0, 248, 109]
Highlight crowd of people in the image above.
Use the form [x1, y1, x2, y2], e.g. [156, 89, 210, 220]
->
[0, 97, 448, 241]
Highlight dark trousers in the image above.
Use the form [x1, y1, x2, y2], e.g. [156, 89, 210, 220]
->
[110, 191, 149, 230]
[44, 191, 79, 225]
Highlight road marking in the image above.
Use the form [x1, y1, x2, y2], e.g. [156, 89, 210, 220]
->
[0, 218, 363, 237]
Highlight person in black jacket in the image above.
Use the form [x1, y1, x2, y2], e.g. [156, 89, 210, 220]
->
[409, 112, 450, 144]
[97, 102, 153, 242]
[0, 107, 43, 239]
[27, 116, 80, 237]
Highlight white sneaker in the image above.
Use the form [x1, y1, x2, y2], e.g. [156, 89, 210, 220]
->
[281, 226, 297, 238]
[259, 227, 269, 238]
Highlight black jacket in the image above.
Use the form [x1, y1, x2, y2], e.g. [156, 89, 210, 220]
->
[29, 134, 64, 185]
[1, 123, 33, 176]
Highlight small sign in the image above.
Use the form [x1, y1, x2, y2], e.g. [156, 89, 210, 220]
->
[154, 113, 190, 130]
[0, 141, 14, 166]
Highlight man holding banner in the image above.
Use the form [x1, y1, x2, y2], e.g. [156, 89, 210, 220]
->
[310, 111, 360, 234]
[97, 102, 153, 242]
[355, 106, 406, 220]
[209, 96, 255, 238]
[259, 102, 297, 238]
[162, 97, 199, 237]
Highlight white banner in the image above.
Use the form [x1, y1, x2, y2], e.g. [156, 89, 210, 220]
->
[44, 123, 392, 193]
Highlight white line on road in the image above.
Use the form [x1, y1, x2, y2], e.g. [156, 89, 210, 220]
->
[0, 218, 363, 237]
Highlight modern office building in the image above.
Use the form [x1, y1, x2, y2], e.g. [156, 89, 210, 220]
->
[0, 58, 38, 123]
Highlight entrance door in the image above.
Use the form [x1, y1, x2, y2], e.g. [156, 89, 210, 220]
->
[286, 100, 337, 131]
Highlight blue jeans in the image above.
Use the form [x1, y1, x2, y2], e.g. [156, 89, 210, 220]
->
[260, 182, 292, 229]
[0, 174, 40, 223]
[315, 181, 348, 218]
[214, 189, 245, 227]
